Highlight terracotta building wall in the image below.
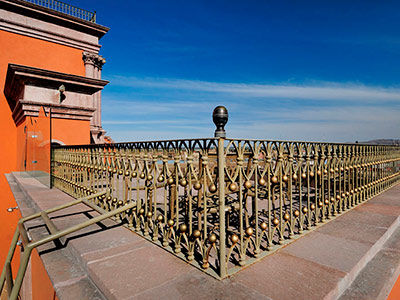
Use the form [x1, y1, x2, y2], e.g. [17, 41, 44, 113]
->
[52, 119, 91, 145]
[0, 29, 89, 293]
[31, 250, 59, 300]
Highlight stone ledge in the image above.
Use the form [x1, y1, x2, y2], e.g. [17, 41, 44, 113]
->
[339, 245, 400, 299]
[6, 172, 400, 300]
[6, 173, 106, 300]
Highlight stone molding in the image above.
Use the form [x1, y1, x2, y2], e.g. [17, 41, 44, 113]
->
[0, 0, 109, 52]
[12, 100, 96, 124]
[82, 51, 106, 73]
[82, 51, 106, 141]
[4, 63, 108, 125]
[0, 16, 101, 52]
[82, 51, 98, 66]
[95, 55, 106, 71]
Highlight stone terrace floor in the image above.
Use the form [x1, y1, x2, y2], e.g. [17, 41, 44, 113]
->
[6, 172, 400, 300]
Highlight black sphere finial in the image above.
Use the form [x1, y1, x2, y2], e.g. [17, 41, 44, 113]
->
[212, 106, 228, 138]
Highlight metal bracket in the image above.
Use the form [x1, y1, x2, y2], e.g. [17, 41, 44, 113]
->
[6, 207, 18, 213]
[0, 191, 136, 300]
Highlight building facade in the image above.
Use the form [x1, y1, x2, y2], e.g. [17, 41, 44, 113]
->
[0, 0, 110, 298]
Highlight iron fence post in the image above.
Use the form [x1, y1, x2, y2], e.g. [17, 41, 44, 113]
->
[213, 106, 228, 278]
[218, 137, 227, 278]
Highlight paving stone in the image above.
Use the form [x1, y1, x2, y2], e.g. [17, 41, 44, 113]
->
[55, 277, 106, 300]
[82, 238, 147, 265]
[339, 208, 398, 228]
[48, 203, 96, 220]
[370, 195, 400, 207]
[132, 271, 270, 300]
[234, 252, 346, 300]
[39, 247, 88, 284]
[355, 203, 400, 217]
[384, 229, 400, 252]
[48, 211, 101, 232]
[316, 218, 389, 245]
[87, 244, 192, 300]
[281, 231, 371, 273]
[339, 249, 400, 300]
[67, 223, 145, 259]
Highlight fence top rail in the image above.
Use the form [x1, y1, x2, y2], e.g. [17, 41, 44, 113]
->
[225, 138, 400, 147]
[20, 0, 97, 23]
[52, 138, 219, 149]
[52, 137, 400, 150]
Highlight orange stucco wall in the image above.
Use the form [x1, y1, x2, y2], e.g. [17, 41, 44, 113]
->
[0, 29, 88, 298]
[52, 118, 90, 145]
[15, 116, 90, 177]
[16, 108, 52, 174]
[388, 275, 400, 300]
[31, 250, 59, 300]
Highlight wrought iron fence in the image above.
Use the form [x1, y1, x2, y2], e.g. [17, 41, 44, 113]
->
[51, 137, 400, 278]
[22, 0, 96, 23]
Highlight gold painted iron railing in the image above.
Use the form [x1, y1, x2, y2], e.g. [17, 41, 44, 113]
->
[51, 139, 400, 278]
[0, 191, 141, 300]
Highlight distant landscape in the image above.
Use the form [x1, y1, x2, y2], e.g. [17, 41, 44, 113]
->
[362, 139, 400, 145]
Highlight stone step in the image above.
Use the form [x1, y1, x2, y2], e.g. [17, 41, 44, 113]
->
[6, 172, 107, 300]
[339, 227, 400, 300]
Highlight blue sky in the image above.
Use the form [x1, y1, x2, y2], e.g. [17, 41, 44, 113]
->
[73, 1, 399, 142]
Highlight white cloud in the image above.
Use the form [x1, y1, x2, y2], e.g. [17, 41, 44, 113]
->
[108, 75, 400, 102]
[104, 104, 400, 142]
[102, 119, 209, 125]
[249, 105, 400, 123]
[101, 76, 400, 142]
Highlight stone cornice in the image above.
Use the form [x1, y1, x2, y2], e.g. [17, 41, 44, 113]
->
[5, 64, 109, 108]
[0, 17, 102, 52]
[12, 100, 96, 125]
[0, 0, 109, 52]
[4, 63, 109, 125]
[0, 0, 109, 37]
